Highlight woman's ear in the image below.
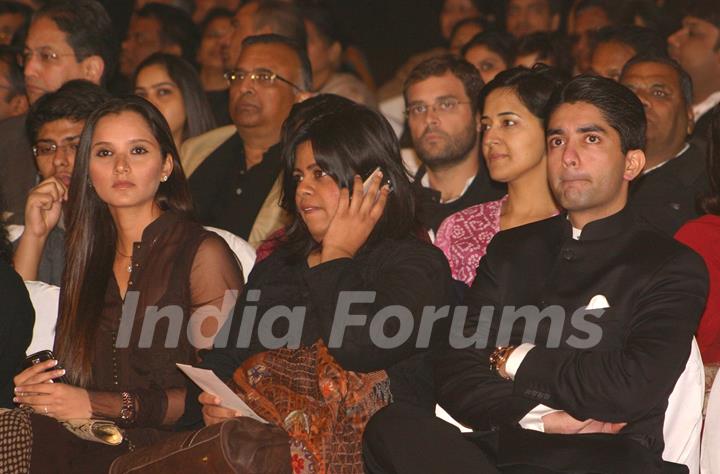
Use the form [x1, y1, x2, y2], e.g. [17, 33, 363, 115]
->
[161, 153, 174, 180]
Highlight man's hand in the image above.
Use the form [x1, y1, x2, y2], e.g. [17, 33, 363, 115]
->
[542, 411, 627, 434]
[24, 177, 67, 239]
[199, 391, 241, 426]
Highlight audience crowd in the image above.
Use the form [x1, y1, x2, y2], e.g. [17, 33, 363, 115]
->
[0, 0, 718, 472]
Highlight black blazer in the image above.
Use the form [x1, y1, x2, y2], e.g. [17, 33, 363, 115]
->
[628, 143, 709, 236]
[434, 208, 708, 458]
[0, 260, 34, 408]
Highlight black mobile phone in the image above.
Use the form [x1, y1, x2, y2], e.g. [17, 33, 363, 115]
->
[23, 350, 69, 384]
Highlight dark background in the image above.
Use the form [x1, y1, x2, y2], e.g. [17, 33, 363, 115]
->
[100, 0, 447, 86]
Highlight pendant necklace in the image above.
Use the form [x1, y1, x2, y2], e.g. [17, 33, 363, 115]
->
[115, 248, 133, 273]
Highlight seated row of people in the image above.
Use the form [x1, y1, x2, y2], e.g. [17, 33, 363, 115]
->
[1, 69, 718, 472]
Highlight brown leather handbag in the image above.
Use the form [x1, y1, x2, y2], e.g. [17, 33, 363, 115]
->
[108, 417, 291, 474]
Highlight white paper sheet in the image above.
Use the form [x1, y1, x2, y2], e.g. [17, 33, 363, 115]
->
[176, 363, 268, 424]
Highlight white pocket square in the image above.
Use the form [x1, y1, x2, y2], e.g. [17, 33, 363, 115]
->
[586, 294, 610, 310]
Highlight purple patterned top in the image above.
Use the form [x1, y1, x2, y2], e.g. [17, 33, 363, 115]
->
[435, 196, 507, 286]
[436, 196, 560, 285]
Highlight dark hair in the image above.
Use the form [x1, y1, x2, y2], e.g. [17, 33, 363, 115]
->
[301, 4, 342, 46]
[56, 96, 193, 387]
[0, 46, 24, 102]
[575, 0, 612, 19]
[0, 1, 32, 46]
[253, 0, 307, 50]
[686, 0, 720, 31]
[136, 3, 200, 67]
[449, 17, 485, 46]
[516, 32, 574, 76]
[590, 25, 667, 60]
[616, 0, 676, 38]
[164, 0, 195, 16]
[34, 0, 118, 85]
[506, 0, 563, 15]
[133, 52, 216, 142]
[26, 79, 111, 144]
[480, 65, 567, 124]
[547, 75, 646, 153]
[469, 0, 502, 23]
[242, 34, 313, 91]
[404, 54, 484, 114]
[278, 94, 415, 260]
[0, 1, 32, 18]
[200, 7, 233, 37]
[621, 54, 693, 108]
[461, 31, 517, 71]
[701, 105, 720, 214]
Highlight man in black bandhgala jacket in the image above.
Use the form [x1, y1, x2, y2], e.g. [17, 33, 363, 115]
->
[363, 76, 709, 474]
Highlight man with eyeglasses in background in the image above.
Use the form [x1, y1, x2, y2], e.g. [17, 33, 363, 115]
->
[12, 80, 111, 286]
[181, 34, 312, 247]
[0, 0, 115, 222]
[403, 54, 504, 237]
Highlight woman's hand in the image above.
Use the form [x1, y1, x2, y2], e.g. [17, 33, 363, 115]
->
[14, 382, 92, 421]
[199, 391, 240, 426]
[320, 173, 390, 263]
[23, 177, 67, 240]
[13, 359, 63, 388]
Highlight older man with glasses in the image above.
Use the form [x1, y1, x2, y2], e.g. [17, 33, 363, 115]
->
[181, 34, 312, 247]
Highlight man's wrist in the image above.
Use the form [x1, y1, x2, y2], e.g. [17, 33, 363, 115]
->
[489, 346, 516, 380]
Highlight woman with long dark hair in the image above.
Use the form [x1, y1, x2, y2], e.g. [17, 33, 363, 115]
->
[133, 53, 217, 150]
[8, 96, 243, 472]
[173, 94, 456, 471]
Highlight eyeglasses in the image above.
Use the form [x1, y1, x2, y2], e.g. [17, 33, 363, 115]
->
[18, 47, 76, 67]
[224, 68, 301, 91]
[32, 139, 80, 158]
[405, 97, 472, 118]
